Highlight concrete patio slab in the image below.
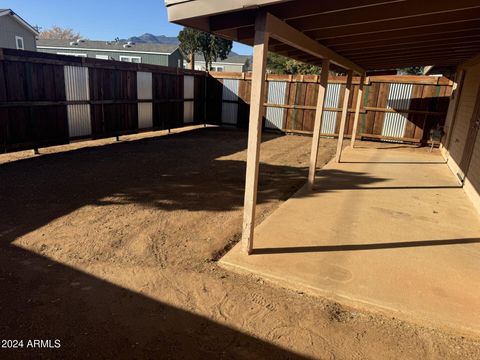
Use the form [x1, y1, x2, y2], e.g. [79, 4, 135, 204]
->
[220, 145, 480, 335]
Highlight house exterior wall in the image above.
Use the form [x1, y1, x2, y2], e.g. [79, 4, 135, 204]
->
[442, 58, 480, 214]
[168, 48, 184, 68]
[189, 60, 246, 72]
[0, 15, 36, 51]
[37, 47, 177, 67]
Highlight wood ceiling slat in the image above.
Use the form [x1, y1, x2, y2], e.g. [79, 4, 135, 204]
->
[208, 0, 404, 32]
[342, 41, 480, 57]
[320, 20, 480, 46]
[287, 0, 480, 31]
[332, 33, 480, 52]
[304, 8, 480, 40]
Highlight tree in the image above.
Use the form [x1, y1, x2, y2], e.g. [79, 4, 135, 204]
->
[398, 66, 424, 75]
[178, 28, 232, 71]
[39, 26, 82, 40]
[267, 52, 321, 75]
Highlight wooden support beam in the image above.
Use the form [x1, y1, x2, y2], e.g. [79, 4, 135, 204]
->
[351, 74, 365, 149]
[241, 12, 269, 255]
[307, 59, 330, 190]
[264, 13, 364, 74]
[335, 70, 353, 163]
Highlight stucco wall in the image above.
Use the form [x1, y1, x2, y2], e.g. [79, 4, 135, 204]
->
[0, 15, 36, 51]
[448, 63, 480, 163]
[444, 59, 480, 213]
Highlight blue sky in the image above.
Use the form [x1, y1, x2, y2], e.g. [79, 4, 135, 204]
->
[2, 0, 253, 55]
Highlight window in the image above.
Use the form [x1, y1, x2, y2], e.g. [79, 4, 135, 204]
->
[119, 56, 141, 63]
[57, 52, 87, 57]
[15, 36, 24, 50]
[210, 66, 224, 72]
[95, 55, 110, 60]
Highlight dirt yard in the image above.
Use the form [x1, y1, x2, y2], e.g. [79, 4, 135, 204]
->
[0, 126, 479, 359]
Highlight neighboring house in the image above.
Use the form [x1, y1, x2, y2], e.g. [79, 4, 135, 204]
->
[185, 54, 251, 72]
[0, 9, 38, 51]
[37, 39, 183, 67]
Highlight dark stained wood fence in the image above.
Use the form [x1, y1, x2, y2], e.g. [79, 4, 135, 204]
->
[0, 48, 206, 153]
[208, 72, 453, 143]
[0, 48, 454, 154]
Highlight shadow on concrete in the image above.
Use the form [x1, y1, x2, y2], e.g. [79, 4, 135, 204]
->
[251, 238, 480, 255]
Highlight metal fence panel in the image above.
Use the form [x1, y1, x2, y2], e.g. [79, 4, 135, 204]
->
[321, 83, 341, 134]
[184, 75, 194, 99]
[137, 72, 152, 100]
[265, 81, 287, 130]
[382, 83, 413, 138]
[64, 66, 89, 101]
[184, 75, 194, 123]
[138, 103, 153, 129]
[67, 104, 91, 137]
[222, 79, 239, 125]
[222, 103, 238, 125]
[64, 66, 91, 137]
[184, 102, 194, 123]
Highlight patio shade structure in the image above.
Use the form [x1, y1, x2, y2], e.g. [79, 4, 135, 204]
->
[165, 0, 480, 254]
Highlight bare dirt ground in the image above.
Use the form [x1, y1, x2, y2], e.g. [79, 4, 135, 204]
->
[0, 126, 479, 359]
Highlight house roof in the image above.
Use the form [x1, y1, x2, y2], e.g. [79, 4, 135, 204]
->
[165, 0, 480, 71]
[37, 39, 179, 55]
[0, 8, 39, 35]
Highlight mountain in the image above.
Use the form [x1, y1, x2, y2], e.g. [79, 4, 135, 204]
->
[126, 33, 179, 45]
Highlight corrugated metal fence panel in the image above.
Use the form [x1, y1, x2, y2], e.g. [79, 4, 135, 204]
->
[138, 103, 153, 129]
[64, 66, 91, 137]
[184, 75, 194, 123]
[67, 104, 91, 137]
[184, 102, 194, 123]
[321, 83, 341, 134]
[382, 83, 413, 138]
[222, 79, 239, 125]
[265, 81, 287, 130]
[137, 72, 152, 100]
[64, 66, 89, 101]
[184, 75, 194, 99]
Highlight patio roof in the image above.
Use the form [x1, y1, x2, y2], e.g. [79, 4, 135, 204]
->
[166, 0, 480, 255]
[166, 0, 480, 70]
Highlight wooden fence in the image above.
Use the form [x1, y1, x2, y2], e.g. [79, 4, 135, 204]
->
[0, 48, 206, 153]
[207, 72, 453, 143]
[0, 48, 454, 153]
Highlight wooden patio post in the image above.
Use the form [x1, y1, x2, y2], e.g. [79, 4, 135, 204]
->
[350, 74, 365, 149]
[307, 59, 330, 190]
[241, 12, 269, 254]
[335, 70, 353, 163]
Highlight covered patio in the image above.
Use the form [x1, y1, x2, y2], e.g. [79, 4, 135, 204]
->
[166, 0, 480, 334]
